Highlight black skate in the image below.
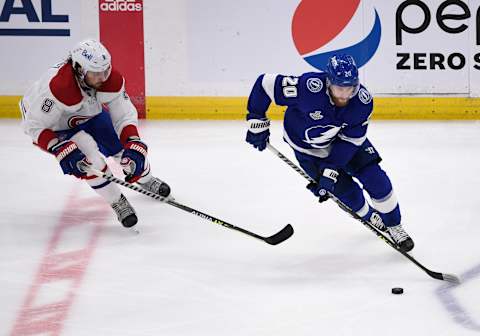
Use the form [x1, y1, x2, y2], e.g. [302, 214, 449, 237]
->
[111, 194, 138, 228]
[138, 177, 171, 198]
[387, 224, 414, 252]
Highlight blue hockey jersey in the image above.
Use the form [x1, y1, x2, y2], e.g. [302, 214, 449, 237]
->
[246, 72, 374, 168]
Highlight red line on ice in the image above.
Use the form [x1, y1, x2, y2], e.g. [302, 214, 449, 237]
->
[10, 188, 110, 336]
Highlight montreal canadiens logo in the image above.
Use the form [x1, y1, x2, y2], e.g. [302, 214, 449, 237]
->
[291, 0, 381, 71]
[68, 116, 91, 128]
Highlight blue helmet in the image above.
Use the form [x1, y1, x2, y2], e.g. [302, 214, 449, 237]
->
[325, 54, 359, 87]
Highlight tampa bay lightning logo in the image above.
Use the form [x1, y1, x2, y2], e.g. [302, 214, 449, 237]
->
[291, 0, 381, 70]
[303, 125, 341, 148]
[358, 88, 372, 104]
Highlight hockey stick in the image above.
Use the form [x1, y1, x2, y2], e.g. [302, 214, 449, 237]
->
[85, 167, 293, 245]
[267, 143, 460, 283]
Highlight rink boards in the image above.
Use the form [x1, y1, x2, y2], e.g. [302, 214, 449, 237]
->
[1, 95, 480, 120]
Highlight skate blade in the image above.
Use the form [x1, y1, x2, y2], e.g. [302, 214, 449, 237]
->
[158, 194, 175, 202]
[128, 226, 140, 235]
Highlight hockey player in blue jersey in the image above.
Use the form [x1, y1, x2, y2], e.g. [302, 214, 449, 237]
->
[245, 54, 414, 252]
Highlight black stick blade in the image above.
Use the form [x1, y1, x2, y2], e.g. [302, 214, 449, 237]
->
[264, 224, 294, 245]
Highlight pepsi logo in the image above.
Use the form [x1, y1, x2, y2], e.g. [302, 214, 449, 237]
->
[291, 0, 381, 71]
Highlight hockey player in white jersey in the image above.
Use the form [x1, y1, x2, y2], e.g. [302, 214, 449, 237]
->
[20, 39, 171, 228]
[245, 54, 414, 252]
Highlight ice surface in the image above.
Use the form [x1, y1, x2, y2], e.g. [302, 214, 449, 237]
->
[1, 119, 479, 335]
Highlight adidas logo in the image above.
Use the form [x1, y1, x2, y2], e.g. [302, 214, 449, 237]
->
[100, 0, 143, 12]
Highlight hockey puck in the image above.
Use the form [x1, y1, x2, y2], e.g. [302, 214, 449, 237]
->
[391, 287, 404, 295]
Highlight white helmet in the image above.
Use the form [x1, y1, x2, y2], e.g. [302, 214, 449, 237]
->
[70, 39, 111, 75]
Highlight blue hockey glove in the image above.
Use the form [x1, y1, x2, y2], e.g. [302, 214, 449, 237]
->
[246, 118, 270, 151]
[306, 168, 339, 203]
[49, 140, 88, 178]
[121, 139, 148, 183]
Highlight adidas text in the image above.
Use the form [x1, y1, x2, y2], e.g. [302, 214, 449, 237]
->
[100, 0, 142, 12]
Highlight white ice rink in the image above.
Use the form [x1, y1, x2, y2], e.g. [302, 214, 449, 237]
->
[1, 119, 480, 336]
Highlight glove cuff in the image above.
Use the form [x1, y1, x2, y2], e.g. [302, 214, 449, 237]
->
[49, 140, 79, 161]
[120, 124, 140, 145]
[124, 140, 148, 155]
[323, 168, 339, 183]
[248, 118, 270, 134]
[37, 129, 59, 151]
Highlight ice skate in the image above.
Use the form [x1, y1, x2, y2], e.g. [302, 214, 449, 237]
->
[111, 194, 138, 228]
[387, 224, 414, 252]
[138, 176, 171, 198]
[369, 212, 387, 232]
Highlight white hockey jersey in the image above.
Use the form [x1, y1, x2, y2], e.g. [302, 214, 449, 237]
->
[20, 60, 139, 151]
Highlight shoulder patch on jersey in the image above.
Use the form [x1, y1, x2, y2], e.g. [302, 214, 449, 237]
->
[306, 77, 323, 93]
[41, 98, 55, 113]
[98, 68, 124, 93]
[358, 88, 372, 104]
[49, 63, 82, 106]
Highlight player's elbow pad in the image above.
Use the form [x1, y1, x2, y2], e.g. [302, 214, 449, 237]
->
[247, 75, 272, 117]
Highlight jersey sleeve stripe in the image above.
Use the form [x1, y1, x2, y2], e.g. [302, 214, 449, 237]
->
[338, 133, 367, 146]
[261, 74, 277, 103]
